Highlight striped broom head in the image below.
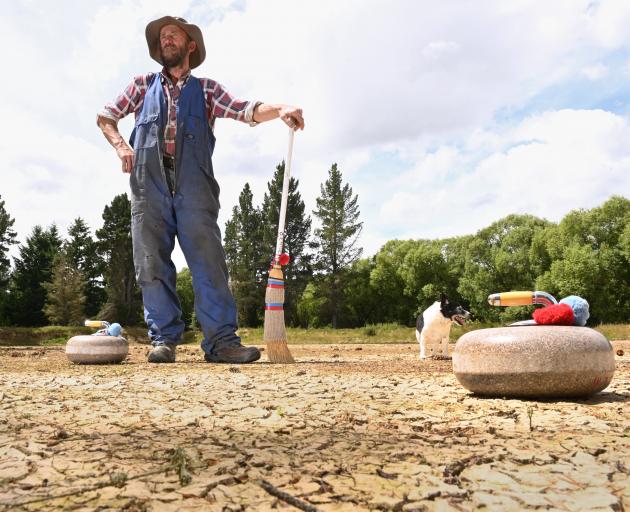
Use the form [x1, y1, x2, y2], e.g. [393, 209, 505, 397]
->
[263, 264, 294, 363]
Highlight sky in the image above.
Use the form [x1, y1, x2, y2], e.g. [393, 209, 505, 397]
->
[2, 0, 630, 271]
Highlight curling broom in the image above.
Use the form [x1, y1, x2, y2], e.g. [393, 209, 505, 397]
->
[263, 127, 296, 363]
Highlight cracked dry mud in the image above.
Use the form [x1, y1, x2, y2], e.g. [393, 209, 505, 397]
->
[0, 341, 628, 511]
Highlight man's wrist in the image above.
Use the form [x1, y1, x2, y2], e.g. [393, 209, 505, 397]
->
[249, 101, 263, 126]
[113, 137, 128, 150]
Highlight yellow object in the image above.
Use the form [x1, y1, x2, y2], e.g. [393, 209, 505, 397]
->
[488, 291, 557, 307]
[488, 291, 534, 306]
[84, 320, 107, 328]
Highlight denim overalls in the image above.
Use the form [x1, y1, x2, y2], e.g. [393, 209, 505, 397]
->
[130, 73, 239, 354]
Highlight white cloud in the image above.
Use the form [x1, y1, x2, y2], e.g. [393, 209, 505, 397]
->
[373, 109, 630, 253]
[588, 0, 630, 49]
[422, 41, 460, 61]
[582, 63, 608, 80]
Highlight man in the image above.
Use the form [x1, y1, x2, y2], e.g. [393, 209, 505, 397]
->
[97, 16, 305, 364]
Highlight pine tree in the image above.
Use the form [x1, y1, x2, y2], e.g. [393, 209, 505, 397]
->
[96, 194, 142, 326]
[312, 163, 363, 328]
[261, 161, 313, 325]
[44, 251, 86, 325]
[224, 183, 265, 326]
[0, 196, 18, 324]
[224, 207, 240, 276]
[7, 225, 63, 326]
[65, 218, 106, 317]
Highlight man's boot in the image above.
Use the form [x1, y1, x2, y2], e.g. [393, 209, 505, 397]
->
[148, 344, 177, 363]
[205, 344, 261, 364]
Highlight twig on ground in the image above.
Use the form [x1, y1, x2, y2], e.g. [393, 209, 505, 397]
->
[1, 467, 165, 508]
[258, 479, 320, 512]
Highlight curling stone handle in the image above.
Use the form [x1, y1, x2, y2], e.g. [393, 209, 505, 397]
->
[84, 320, 110, 328]
[488, 291, 534, 306]
[488, 291, 557, 307]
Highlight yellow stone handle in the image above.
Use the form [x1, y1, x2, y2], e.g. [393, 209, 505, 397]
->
[84, 320, 108, 328]
[488, 291, 534, 306]
[488, 291, 557, 307]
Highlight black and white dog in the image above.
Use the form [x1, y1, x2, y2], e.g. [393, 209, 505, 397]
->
[415, 293, 470, 359]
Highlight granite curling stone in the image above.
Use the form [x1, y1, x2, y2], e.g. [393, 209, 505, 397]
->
[453, 326, 615, 398]
[66, 335, 128, 364]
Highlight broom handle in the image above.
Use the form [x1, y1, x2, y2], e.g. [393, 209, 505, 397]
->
[275, 127, 294, 258]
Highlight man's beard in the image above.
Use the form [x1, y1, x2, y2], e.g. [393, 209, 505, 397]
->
[160, 44, 187, 68]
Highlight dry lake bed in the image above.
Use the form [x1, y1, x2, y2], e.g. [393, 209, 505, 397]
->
[1, 341, 629, 511]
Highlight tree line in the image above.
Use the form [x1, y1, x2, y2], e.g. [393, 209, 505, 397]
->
[0, 162, 364, 329]
[0, 194, 140, 327]
[0, 171, 628, 328]
[365, 196, 630, 326]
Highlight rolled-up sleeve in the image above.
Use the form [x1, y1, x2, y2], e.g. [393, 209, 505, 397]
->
[96, 74, 150, 124]
[203, 79, 261, 127]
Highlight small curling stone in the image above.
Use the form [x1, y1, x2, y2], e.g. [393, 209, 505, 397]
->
[453, 326, 615, 398]
[66, 335, 128, 364]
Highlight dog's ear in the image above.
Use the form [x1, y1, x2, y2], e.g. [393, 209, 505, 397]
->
[440, 292, 449, 305]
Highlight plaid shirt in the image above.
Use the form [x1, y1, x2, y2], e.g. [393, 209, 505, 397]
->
[99, 70, 258, 156]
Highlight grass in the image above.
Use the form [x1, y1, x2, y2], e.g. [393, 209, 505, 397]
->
[0, 326, 94, 347]
[240, 323, 415, 345]
[596, 324, 630, 341]
[229, 321, 630, 346]
[0, 322, 628, 347]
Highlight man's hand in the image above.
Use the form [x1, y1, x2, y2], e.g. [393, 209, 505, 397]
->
[97, 115, 135, 173]
[278, 105, 305, 130]
[116, 145, 135, 174]
[253, 103, 305, 130]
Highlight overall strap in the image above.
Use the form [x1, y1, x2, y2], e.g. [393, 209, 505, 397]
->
[129, 73, 167, 149]
[175, 75, 215, 161]
[178, 75, 206, 118]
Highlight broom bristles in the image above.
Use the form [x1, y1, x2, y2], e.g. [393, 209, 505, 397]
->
[263, 265, 295, 363]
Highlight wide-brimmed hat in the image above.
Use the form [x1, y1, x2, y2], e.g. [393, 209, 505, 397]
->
[145, 16, 206, 69]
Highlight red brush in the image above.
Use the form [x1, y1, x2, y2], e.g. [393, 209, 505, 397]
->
[533, 303, 575, 325]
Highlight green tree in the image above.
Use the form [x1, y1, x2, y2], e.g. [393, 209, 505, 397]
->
[341, 258, 380, 327]
[548, 196, 630, 254]
[312, 163, 363, 328]
[224, 183, 265, 326]
[620, 221, 630, 264]
[400, 240, 461, 318]
[65, 218, 106, 317]
[261, 162, 313, 325]
[370, 240, 422, 325]
[0, 196, 18, 324]
[297, 259, 378, 328]
[44, 251, 86, 325]
[535, 196, 630, 322]
[176, 267, 195, 329]
[368, 236, 470, 326]
[295, 282, 328, 328]
[6, 225, 63, 326]
[96, 194, 142, 326]
[458, 214, 552, 322]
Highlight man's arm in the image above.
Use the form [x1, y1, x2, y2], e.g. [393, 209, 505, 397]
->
[97, 116, 135, 174]
[206, 80, 304, 129]
[96, 74, 150, 173]
[253, 103, 305, 130]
